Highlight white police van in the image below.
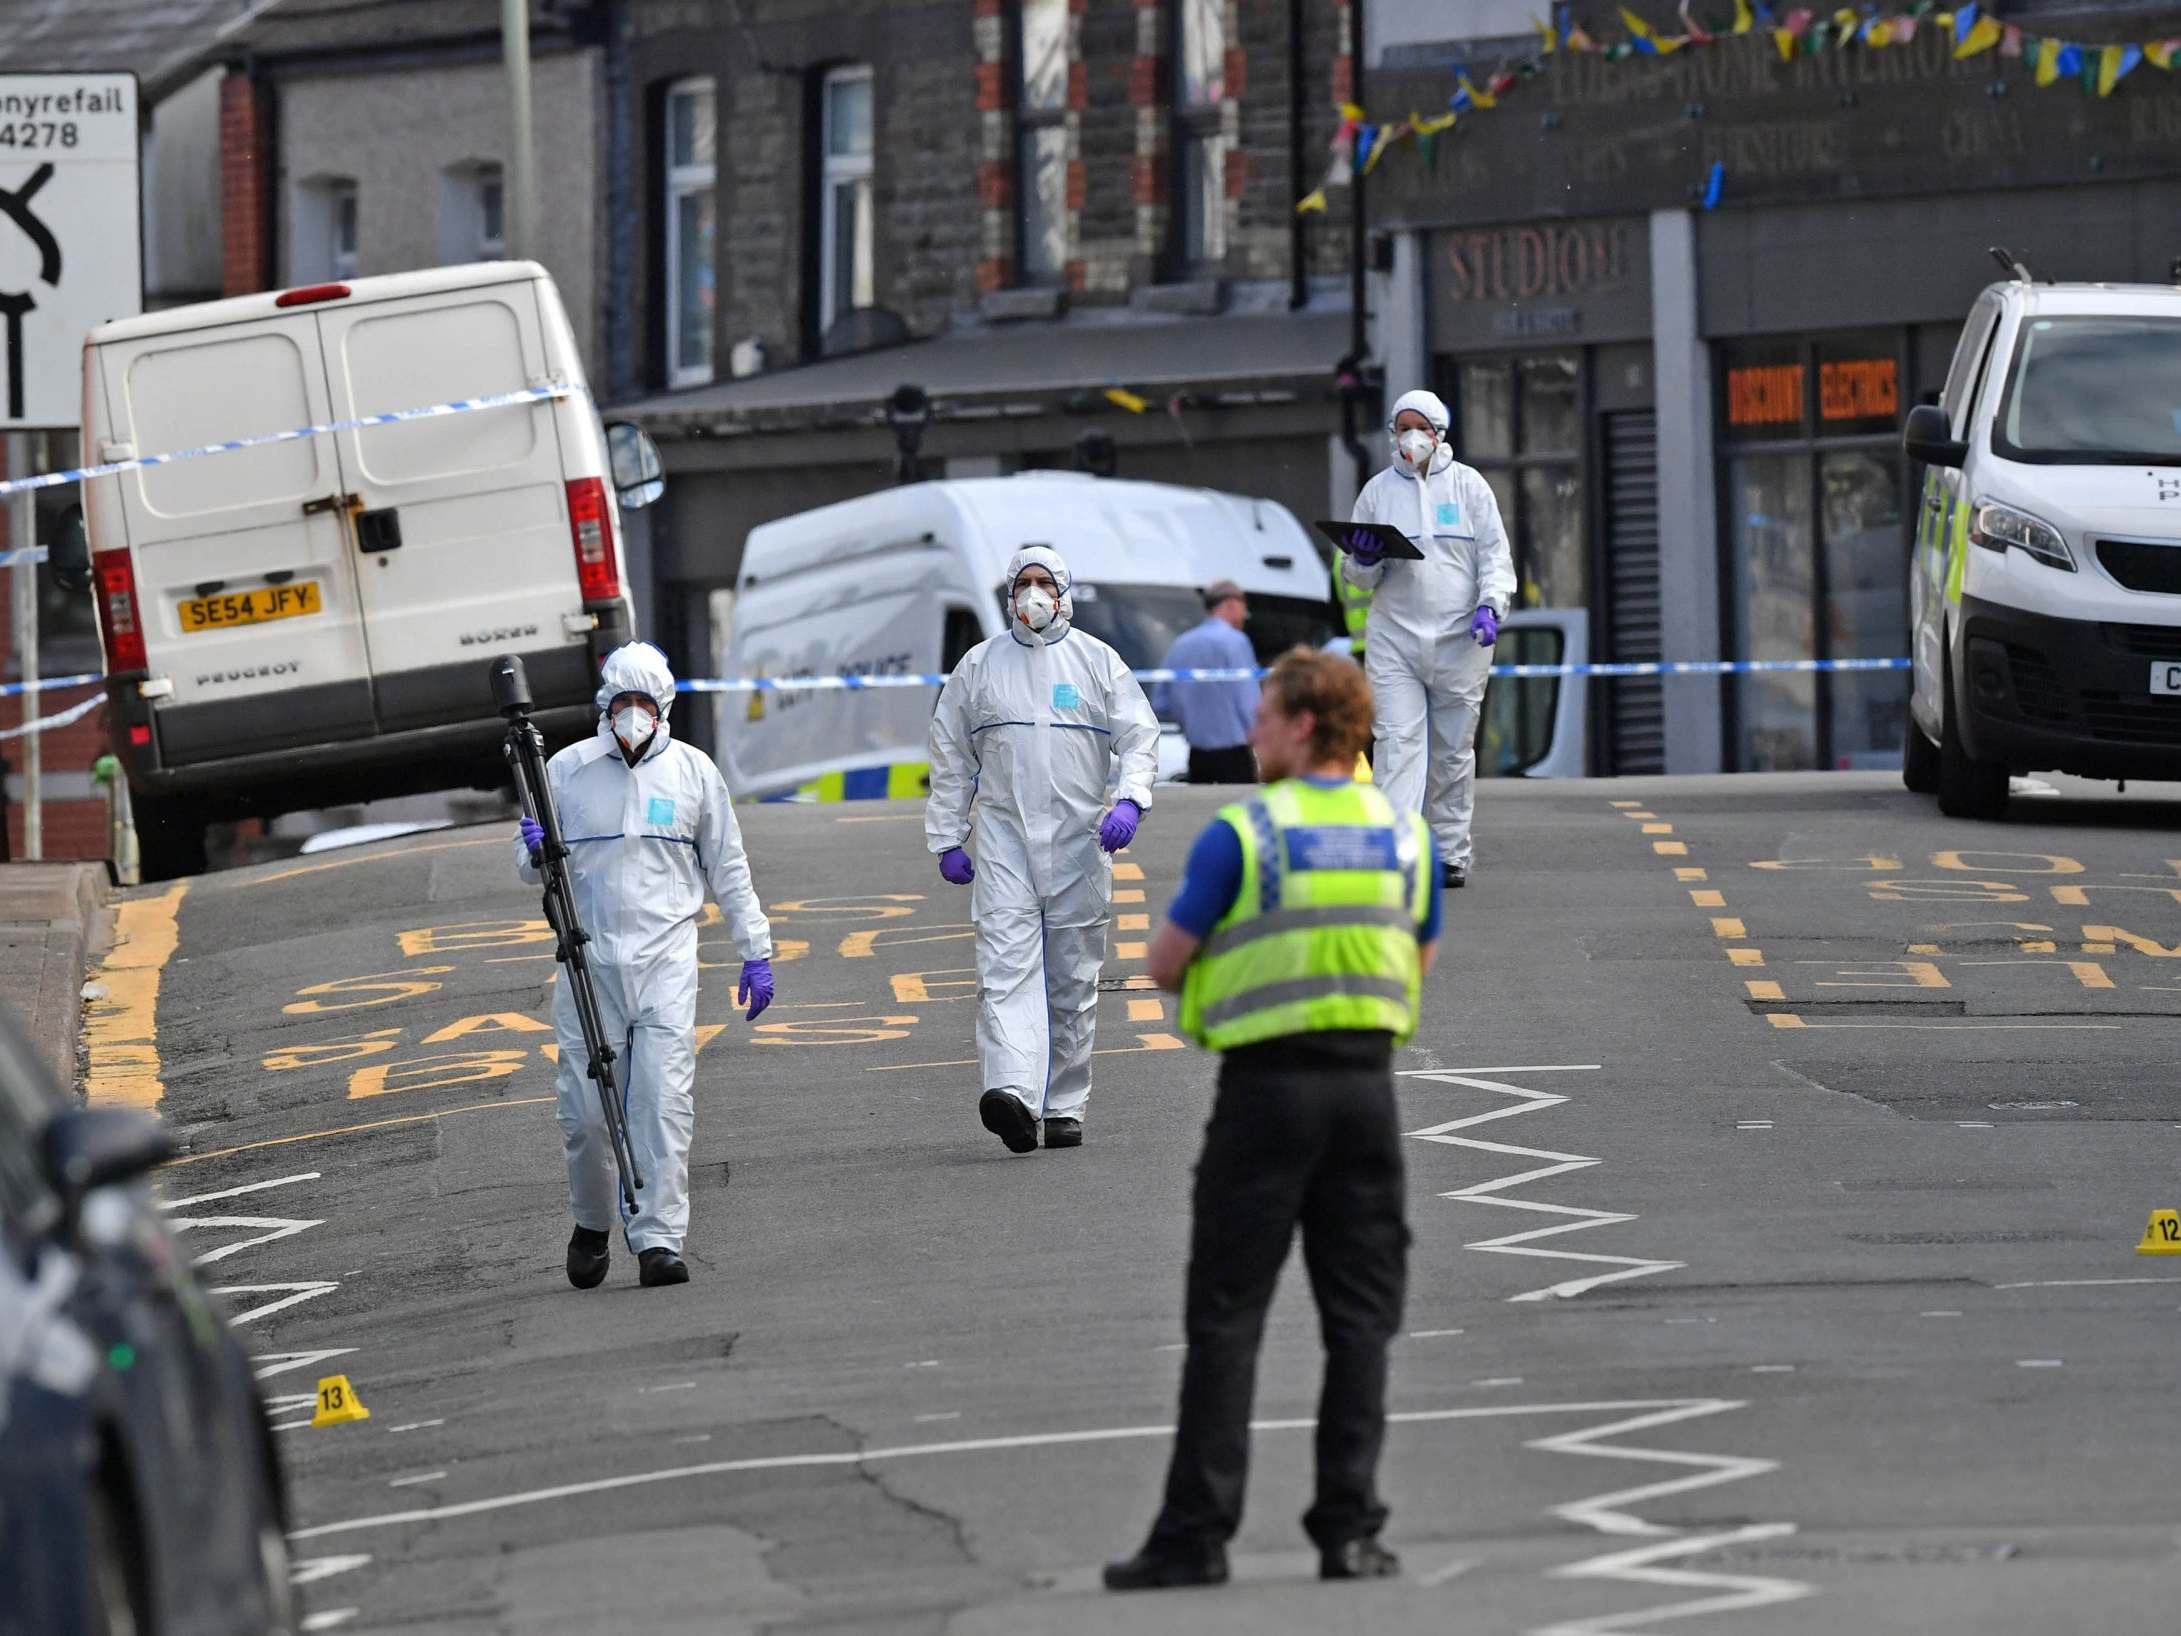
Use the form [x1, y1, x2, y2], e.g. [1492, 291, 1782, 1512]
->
[1902, 263, 2181, 819]
[69, 263, 664, 878]
[718, 475, 1337, 800]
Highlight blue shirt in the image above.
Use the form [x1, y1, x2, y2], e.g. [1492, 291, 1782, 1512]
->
[1167, 776, 1443, 943]
[1154, 618, 1259, 751]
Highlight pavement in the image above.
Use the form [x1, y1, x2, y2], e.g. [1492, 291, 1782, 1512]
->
[0, 860, 107, 1084]
[105, 772, 2181, 1634]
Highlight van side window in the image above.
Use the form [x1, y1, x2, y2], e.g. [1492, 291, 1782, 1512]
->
[1942, 298, 2001, 438]
[940, 606, 982, 674]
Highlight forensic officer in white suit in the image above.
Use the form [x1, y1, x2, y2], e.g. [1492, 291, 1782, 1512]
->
[1342, 388, 1517, 889]
[926, 545, 1161, 1154]
[516, 642, 775, 1290]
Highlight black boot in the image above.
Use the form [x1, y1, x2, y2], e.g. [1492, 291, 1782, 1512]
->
[1043, 1117, 1083, 1149]
[566, 1226, 610, 1290]
[1442, 862, 1467, 889]
[1320, 1538, 1401, 1581]
[1103, 1543, 1230, 1591]
[979, 1089, 1039, 1154]
[638, 1248, 689, 1287]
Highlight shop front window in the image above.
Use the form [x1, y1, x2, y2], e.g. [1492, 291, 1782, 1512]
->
[1447, 352, 1585, 612]
[1721, 332, 1913, 771]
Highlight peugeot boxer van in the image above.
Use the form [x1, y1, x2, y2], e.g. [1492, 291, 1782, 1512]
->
[1902, 271, 2181, 819]
[718, 475, 1336, 800]
[72, 262, 664, 878]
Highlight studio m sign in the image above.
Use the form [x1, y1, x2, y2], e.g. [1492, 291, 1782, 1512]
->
[1427, 217, 1653, 350]
[0, 73, 142, 430]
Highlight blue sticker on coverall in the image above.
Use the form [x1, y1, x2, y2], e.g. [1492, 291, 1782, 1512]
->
[1435, 501, 1461, 528]
[1052, 682, 1080, 710]
[647, 796, 677, 826]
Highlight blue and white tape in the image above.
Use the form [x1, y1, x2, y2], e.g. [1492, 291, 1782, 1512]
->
[0, 383, 582, 501]
[0, 545, 47, 568]
[2, 671, 102, 699]
[681, 656, 1913, 692]
[0, 690, 103, 742]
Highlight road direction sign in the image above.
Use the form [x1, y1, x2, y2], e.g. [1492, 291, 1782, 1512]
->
[0, 73, 142, 430]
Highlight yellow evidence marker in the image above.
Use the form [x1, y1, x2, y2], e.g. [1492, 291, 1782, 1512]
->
[311, 1375, 372, 1426]
[2134, 1209, 2181, 1256]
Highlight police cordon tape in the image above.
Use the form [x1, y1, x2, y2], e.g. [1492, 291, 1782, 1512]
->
[0, 691, 104, 743]
[677, 656, 1912, 691]
[0, 546, 47, 567]
[0, 383, 585, 503]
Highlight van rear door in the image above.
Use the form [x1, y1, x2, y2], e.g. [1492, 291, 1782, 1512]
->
[314, 278, 590, 730]
[96, 316, 375, 765]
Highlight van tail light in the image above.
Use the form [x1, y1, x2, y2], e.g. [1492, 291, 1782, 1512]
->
[274, 283, 351, 307]
[92, 548, 148, 671]
[566, 477, 620, 601]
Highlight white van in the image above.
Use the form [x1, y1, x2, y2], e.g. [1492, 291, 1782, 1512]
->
[1901, 269, 2181, 819]
[718, 475, 1336, 800]
[69, 262, 664, 877]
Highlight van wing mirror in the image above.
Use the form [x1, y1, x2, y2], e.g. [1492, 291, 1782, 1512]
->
[42, 1108, 179, 1231]
[48, 504, 91, 594]
[606, 422, 666, 511]
[1903, 403, 1967, 470]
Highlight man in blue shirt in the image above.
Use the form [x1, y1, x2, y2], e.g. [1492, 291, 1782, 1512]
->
[1154, 579, 1260, 784]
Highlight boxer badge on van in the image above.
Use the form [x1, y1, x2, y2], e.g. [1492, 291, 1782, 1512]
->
[461, 623, 541, 646]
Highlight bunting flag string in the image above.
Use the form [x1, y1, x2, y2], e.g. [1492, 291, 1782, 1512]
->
[1302, 2, 2181, 212]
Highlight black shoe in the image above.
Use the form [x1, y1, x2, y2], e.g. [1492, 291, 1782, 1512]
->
[1320, 1538, 1401, 1580]
[1043, 1117, 1082, 1149]
[638, 1248, 689, 1287]
[979, 1090, 1039, 1154]
[1442, 863, 1467, 889]
[1102, 1544, 1230, 1591]
[566, 1226, 610, 1290]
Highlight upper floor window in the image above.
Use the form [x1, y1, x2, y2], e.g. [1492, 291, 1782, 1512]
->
[665, 78, 717, 388]
[820, 65, 875, 333]
[1015, 0, 1068, 283]
[291, 175, 358, 282]
[1172, 0, 1226, 272]
[439, 161, 504, 263]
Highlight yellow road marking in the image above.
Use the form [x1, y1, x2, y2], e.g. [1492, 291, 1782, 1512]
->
[1116, 941, 1148, 959]
[1727, 948, 1766, 968]
[1674, 868, 1708, 882]
[1113, 862, 1145, 882]
[1114, 889, 1146, 904]
[1907, 942, 1941, 955]
[85, 881, 189, 1110]
[1642, 823, 1673, 835]
[1653, 841, 1688, 856]
[1689, 889, 1726, 908]
[1711, 917, 1747, 938]
[241, 835, 501, 887]
[1744, 979, 1785, 1002]
[166, 1096, 555, 1167]
[869, 1031, 1186, 1072]
[1117, 914, 1150, 931]
[1767, 1014, 1808, 1030]
[1127, 998, 1164, 1022]
[1609, 800, 1642, 809]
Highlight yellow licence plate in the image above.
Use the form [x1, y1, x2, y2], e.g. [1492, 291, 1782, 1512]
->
[179, 582, 323, 634]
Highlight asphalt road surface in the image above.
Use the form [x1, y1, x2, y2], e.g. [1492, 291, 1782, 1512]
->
[108, 772, 2181, 1635]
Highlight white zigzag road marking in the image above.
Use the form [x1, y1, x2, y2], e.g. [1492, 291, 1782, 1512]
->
[1404, 1066, 1686, 1301]
[1529, 1399, 1813, 1634]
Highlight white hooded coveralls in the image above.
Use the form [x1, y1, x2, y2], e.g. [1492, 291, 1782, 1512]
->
[1344, 389, 1518, 871]
[925, 547, 1161, 1124]
[515, 643, 772, 1252]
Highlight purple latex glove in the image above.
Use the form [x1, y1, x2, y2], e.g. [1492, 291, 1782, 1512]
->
[737, 958, 775, 1021]
[1345, 527, 1386, 568]
[938, 846, 976, 885]
[1470, 606, 1500, 646]
[1098, 798, 1141, 854]
[519, 815, 544, 864]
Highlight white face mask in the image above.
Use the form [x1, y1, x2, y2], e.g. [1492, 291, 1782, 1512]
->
[612, 704, 658, 752]
[1015, 583, 1059, 633]
[1397, 428, 1438, 471]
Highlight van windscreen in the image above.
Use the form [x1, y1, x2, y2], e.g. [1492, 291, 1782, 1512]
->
[1995, 315, 2181, 465]
[1060, 585, 1334, 671]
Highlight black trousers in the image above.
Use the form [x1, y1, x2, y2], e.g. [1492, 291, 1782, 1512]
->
[1148, 1035, 1410, 1552]
[1187, 744, 1258, 785]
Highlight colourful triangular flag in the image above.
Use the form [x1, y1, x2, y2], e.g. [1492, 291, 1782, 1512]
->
[1732, 0, 1755, 32]
[2055, 41, 2083, 79]
[1295, 189, 1328, 215]
[2000, 23, 2023, 56]
[1954, 14, 2001, 55]
[1893, 15, 1917, 42]
[2098, 41, 2142, 94]
[1680, 0, 1715, 43]
[1952, 1, 1977, 43]
[2147, 38, 2179, 69]
[2035, 35, 2062, 82]
[1457, 72, 1497, 109]
[1620, 5, 1663, 51]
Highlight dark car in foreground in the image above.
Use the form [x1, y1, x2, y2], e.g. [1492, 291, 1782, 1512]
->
[0, 1007, 294, 1636]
